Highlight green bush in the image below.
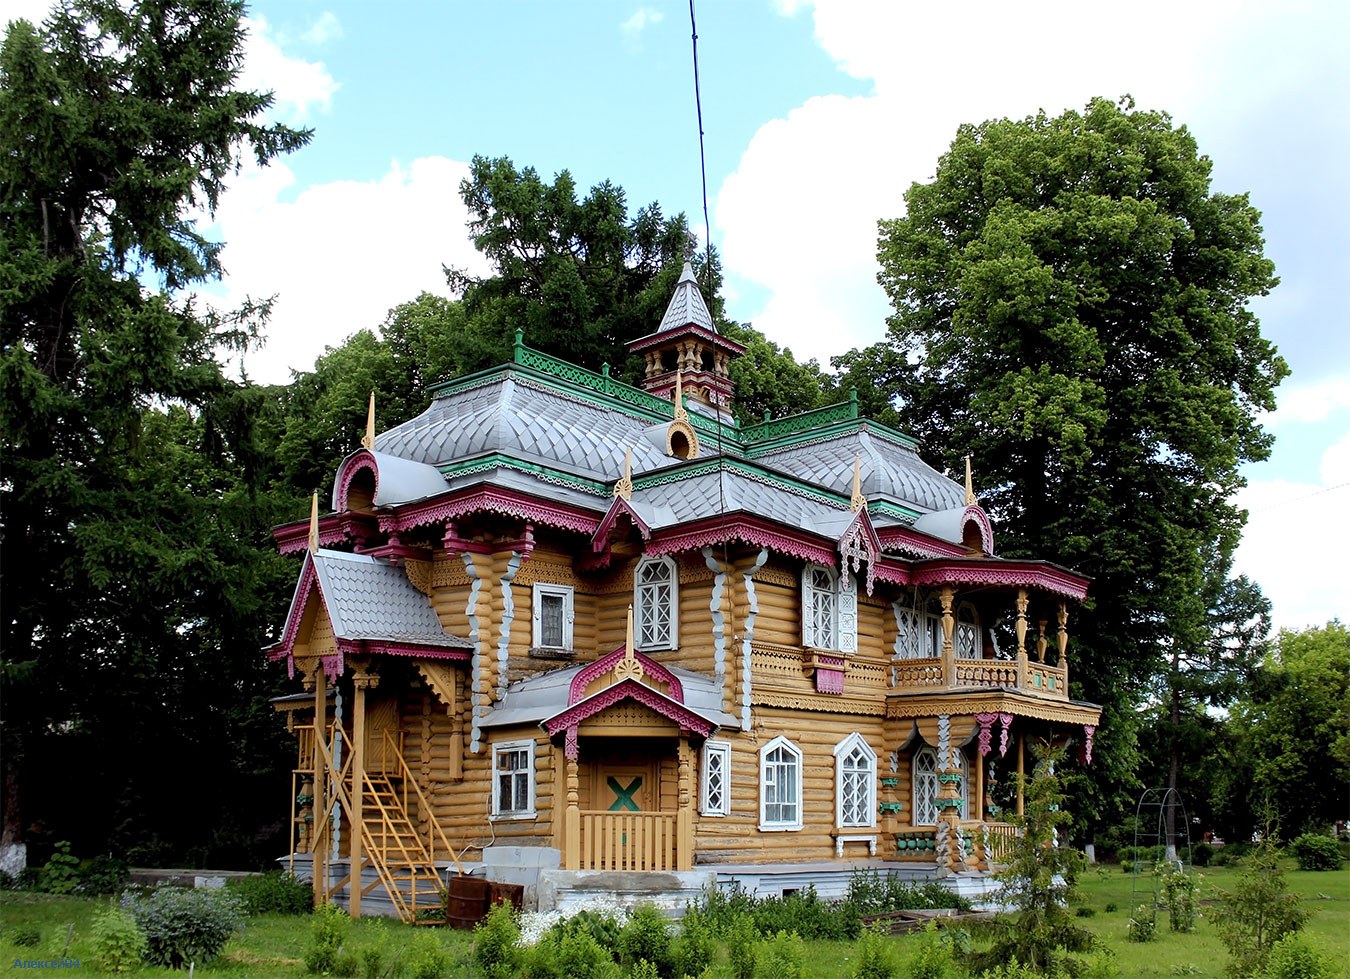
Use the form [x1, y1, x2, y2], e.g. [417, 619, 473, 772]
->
[618, 904, 673, 976]
[847, 924, 897, 979]
[1212, 842, 1255, 866]
[358, 920, 390, 979]
[406, 930, 450, 979]
[1191, 842, 1215, 867]
[556, 908, 624, 955]
[11, 926, 41, 947]
[1256, 933, 1337, 979]
[527, 926, 619, 979]
[40, 840, 81, 895]
[1288, 833, 1343, 871]
[909, 922, 959, 979]
[976, 959, 1042, 979]
[474, 900, 521, 979]
[672, 905, 715, 979]
[122, 884, 243, 969]
[91, 904, 148, 973]
[304, 902, 351, 974]
[79, 854, 130, 895]
[1211, 843, 1309, 979]
[229, 870, 314, 915]
[1158, 863, 1198, 933]
[758, 930, 805, 979]
[1127, 906, 1157, 943]
[726, 915, 759, 979]
[630, 960, 663, 979]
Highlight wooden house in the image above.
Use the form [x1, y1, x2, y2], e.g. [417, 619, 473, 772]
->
[268, 264, 1101, 918]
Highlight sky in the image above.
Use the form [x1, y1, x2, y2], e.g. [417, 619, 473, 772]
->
[10, 0, 1348, 632]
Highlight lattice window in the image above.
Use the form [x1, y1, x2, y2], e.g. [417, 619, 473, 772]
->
[803, 565, 836, 650]
[913, 746, 967, 825]
[956, 603, 981, 659]
[760, 736, 802, 830]
[635, 556, 678, 650]
[492, 741, 535, 818]
[835, 733, 876, 828]
[701, 740, 731, 816]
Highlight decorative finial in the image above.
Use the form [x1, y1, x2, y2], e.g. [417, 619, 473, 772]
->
[361, 391, 376, 450]
[673, 371, 689, 423]
[308, 491, 320, 552]
[614, 447, 633, 501]
[850, 454, 864, 512]
[964, 455, 977, 507]
[615, 605, 645, 682]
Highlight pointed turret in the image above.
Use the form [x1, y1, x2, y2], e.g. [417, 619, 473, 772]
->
[627, 261, 745, 410]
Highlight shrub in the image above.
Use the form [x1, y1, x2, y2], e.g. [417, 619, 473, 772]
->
[1211, 842, 1309, 979]
[909, 922, 958, 979]
[91, 904, 148, 973]
[557, 908, 624, 955]
[630, 960, 663, 979]
[1158, 863, 1198, 933]
[618, 904, 673, 976]
[758, 930, 805, 979]
[1191, 842, 1215, 867]
[1127, 906, 1156, 943]
[79, 854, 130, 895]
[1104, 903, 1118, 913]
[406, 930, 450, 979]
[1212, 842, 1255, 867]
[12, 926, 41, 947]
[122, 884, 243, 969]
[304, 902, 351, 974]
[474, 900, 521, 979]
[527, 926, 619, 979]
[848, 924, 897, 979]
[1256, 933, 1337, 979]
[726, 915, 759, 979]
[976, 959, 1041, 979]
[229, 870, 313, 915]
[672, 905, 715, 979]
[40, 841, 81, 895]
[1288, 834, 1343, 872]
[358, 920, 390, 979]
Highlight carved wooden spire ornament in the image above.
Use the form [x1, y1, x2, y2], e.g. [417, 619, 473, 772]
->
[964, 455, 977, 507]
[850, 453, 865, 512]
[307, 491, 320, 552]
[614, 447, 633, 501]
[615, 605, 645, 682]
[361, 391, 376, 450]
[673, 371, 689, 423]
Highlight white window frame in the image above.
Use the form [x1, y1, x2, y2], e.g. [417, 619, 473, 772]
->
[532, 583, 574, 650]
[912, 745, 968, 826]
[802, 564, 837, 650]
[894, 603, 943, 660]
[834, 733, 877, 829]
[491, 740, 536, 819]
[759, 735, 803, 831]
[634, 556, 678, 651]
[700, 739, 731, 816]
[955, 602, 981, 659]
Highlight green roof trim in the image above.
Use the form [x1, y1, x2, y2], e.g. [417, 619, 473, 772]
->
[740, 396, 859, 445]
[867, 499, 922, 523]
[632, 456, 851, 511]
[439, 453, 610, 496]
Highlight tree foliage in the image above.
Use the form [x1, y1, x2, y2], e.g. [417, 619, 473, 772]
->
[0, 0, 308, 863]
[858, 96, 1287, 830]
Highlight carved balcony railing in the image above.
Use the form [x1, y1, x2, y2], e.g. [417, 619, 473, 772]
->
[578, 811, 678, 871]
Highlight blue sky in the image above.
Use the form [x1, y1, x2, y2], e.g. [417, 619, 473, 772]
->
[11, 0, 1346, 630]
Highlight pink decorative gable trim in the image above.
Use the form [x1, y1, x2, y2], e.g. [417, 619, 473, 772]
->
[542, 679, 716, 739]
[569, 646, 684, 704]
[334, 639, 471, 662]
[592, 497, 651, 554]
[379, 486, 600, 537]
[963, 505, 995, 555]
[276, 516, 349, 555]
[334, 450, 379, 513]
[838, 508, 881, 595]
[909, 560, 1089, 601]
[877, 526, 967, 560]
[269, 554, 321, 667]
[646, 516, 837, 566]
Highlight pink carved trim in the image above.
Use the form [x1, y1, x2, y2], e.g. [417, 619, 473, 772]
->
[380, 486, 600, 537]
[321, 652, 344, 681]
[975, 712, 999, 757]
[646, 518, 837, 566]
[909, 561, 1089, 601]
[568, 646, 684, 704]
[1081, 724, 1096, 765]
[334, 451, 380, 513]
[628, 323, 746, 356]
[998, 713, 1014, 757]
[276, 516, 349, 555]
[272, 556, 321, 661]
[543, 679, 716, 738]
[565, 725, 579, 760]
[877, 526, 967, 560]
[335, 639, 471, 661]
[815, 668, 845, 695]
[838, 508, 881, 595]
[870, 561, 913, 588]
[963, 505, 995, 556]
[592, 497, 651, 554]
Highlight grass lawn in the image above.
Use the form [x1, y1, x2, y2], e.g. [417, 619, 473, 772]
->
[1, 860, 1346, 977]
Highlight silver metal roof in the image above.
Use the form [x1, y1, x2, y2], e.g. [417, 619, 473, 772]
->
[331, 450, 448, 511]
[655, 261, 716, 335]
[311, 550, 469, 646]
[629, 468, 854, 539]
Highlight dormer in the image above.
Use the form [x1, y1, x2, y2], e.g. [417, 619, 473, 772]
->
[627, 262, 746, 410]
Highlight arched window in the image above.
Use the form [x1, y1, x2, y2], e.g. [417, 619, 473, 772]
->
[834, 733, 877, 828]
[759, 736, 803, 831]
[912, 745, 968, 825]
[634, 556, 678, 650]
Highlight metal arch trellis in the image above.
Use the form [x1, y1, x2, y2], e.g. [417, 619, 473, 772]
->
[1131, 786, 1193, 915]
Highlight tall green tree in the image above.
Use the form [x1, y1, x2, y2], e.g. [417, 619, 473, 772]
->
[855, 96, 1287, 831]
[0, 0, 308, 864]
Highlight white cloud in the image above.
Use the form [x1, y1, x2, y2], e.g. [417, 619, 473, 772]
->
[240, 15, 338, 121]
[3, 0, 53, 28]
[302, 11, 343, 45]
[1266, 377, 1350, 426]
[620, 7, 663, 47]
[202, 156, 490, 385]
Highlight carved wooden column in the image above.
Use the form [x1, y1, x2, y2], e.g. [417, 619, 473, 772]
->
[348, 662, 377, 917]
[677, 738, 694, 871]
[563, 728, 580, 870]
[933, 715, 969, 873]
[1057, 602, 1070, 690]
[310, 663, 328, 907]
[1015, 589, 1030, 689]
[939, 587, 956, 687]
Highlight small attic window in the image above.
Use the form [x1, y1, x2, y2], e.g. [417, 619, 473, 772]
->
[701, 348, 715, 371]
[962, 519, 984, 554]
[661, 350, 678, 372]
[346, 468, 376, 512]
[669, 428, 693, 459]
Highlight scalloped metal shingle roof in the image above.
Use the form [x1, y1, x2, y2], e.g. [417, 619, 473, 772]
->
[312, 550, 468, 646]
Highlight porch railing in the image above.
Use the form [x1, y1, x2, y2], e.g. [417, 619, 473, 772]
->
[975, 820, 1020, 866]
[578, 811, 677, 871]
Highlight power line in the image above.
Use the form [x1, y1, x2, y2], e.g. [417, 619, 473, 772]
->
[1249, 478, 1350, 514]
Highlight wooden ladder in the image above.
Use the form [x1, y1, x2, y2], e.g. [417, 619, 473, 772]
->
[358, 772, 446, 923]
